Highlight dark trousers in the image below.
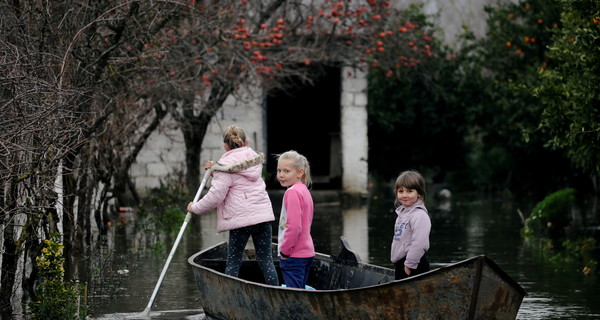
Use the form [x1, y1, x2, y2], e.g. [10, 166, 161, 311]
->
[394, 255, 430, 280]
[280, 256, 314, 289]
[226, 221, 279, 286]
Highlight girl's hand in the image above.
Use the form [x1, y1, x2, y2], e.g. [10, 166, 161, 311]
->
[204, 161, 213, 170]
[187, 202, 195, 213]
[404, 266, 411, 276]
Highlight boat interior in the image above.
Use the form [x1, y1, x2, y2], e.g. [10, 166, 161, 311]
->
[193, 239, 395, 290]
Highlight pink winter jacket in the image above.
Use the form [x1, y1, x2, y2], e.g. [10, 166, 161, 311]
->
[189, 147, 274, 233]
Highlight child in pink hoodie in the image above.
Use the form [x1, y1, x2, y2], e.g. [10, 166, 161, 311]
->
[187, 125, 278, 286]
[390, 170, 431, 280]
[276, 150, 315, 289]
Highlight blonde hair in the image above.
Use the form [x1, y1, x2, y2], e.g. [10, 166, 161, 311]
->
[223, 125, 247, 149]
[394, 170, 426, 206]
[276, 150, 312, 187]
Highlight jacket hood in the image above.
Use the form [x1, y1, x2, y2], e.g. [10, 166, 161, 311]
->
[214, 147, 263, 181]
[396, 199, 428, 216]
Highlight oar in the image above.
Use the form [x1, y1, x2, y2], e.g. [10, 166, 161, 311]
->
[130, 169, 212, 319]
[129, 152, 265, 318]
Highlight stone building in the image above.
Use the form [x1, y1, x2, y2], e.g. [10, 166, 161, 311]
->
[131, 65, 368, 196]
[130, 0, 503, 197]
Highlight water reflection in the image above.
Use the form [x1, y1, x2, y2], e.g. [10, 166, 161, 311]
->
[341, 205, 369, 262]
[90, 193, 600, 320]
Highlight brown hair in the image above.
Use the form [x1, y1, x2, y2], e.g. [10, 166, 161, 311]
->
[394, 170, 426, 206]
[223, 125, 247, 149]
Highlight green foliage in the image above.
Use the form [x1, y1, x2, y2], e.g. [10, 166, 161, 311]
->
[521, 186, 598, 277]
[367, 5, 470, 183]
[463, 0, 562, 142]
[30, 235, 85, 320]
[367, 0, 579, 194]
[533, 0, 600, 174]
[459, 0, 574, 193]
[136, 171, 189, 234]
[562, 237, 598, 275]
[524, 235, 598, 275]
[466, 144, 512, 189]
[523, 188, 575, 243]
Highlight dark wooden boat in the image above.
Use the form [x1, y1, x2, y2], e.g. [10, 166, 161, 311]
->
[188, 237, 526, 320]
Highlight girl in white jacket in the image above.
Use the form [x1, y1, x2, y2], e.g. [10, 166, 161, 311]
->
[390, 170, 431, 280]
[187, 125, 279, 286]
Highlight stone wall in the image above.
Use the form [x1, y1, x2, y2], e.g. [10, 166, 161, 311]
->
[131, 86, 264, 196]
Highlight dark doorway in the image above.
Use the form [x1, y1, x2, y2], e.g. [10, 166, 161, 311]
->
[266, 66, 341, 189]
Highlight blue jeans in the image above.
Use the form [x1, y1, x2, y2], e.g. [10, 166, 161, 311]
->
[279, 256, 314, 289]
[226, 221, 279, 286]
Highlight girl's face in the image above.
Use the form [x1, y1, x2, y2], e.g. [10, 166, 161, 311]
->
[277, 159, 304, 188]
[396, 186, 420, 207]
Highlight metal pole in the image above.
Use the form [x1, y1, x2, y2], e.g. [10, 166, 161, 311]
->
[133, 169, 212, 318]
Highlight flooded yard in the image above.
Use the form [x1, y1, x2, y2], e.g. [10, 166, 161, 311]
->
[81, 193, 600, 319]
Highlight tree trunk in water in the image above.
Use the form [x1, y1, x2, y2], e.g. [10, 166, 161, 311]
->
[183, 113, 212, 196]
[1, 172, 19, 312]
[179, 85, 234, 195]
[0, 217, 17, 313]
[61, 154, 77, 279]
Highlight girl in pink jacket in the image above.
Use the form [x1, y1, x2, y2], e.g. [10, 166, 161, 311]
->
[276, 150, 315, 289]
[187, 125, 278, 286]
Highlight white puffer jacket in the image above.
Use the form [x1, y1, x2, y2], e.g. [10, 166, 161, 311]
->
[189, 146, 274, 232]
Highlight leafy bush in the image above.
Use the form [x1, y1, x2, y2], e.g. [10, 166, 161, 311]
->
[563, 238, 598, 275]
[523, 188, 575, 243]
[30, 235, 85, 320]
[136, 171, 189, 235]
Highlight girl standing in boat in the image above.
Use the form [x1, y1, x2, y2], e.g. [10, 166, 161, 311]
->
[276, 151, 315, 289]
[187, 125, 279, 286]
[390, 170, 431, 280]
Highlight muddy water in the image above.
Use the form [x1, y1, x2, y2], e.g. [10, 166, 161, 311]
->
[90, 193, 600, 320]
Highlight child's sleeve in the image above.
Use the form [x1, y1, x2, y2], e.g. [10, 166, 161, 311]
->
[190, 172, 233, 215]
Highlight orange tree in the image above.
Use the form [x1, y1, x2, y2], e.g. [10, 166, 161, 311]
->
[366, 0, 572, 194]
[129, 0, 437, 193]
[366, 5, 467, 184]
[460, 0, 571, 194]
[533, 0, 600, 183]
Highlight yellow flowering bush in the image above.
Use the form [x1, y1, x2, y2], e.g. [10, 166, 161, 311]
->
[30, 236, 84, 320]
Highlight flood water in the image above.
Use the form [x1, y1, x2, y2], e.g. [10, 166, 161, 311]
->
[88, 191, 600, 319]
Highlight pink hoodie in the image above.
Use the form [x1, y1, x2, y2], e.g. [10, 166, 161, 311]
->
[277, 182, 315, 258]
[390, 200, 431, 269]
[189, 147, 274, 233]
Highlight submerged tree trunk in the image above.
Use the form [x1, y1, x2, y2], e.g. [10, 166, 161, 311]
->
[178, 86, 234, 196]
[182, 115, 210, 196]
[0, 215, 17, 313]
